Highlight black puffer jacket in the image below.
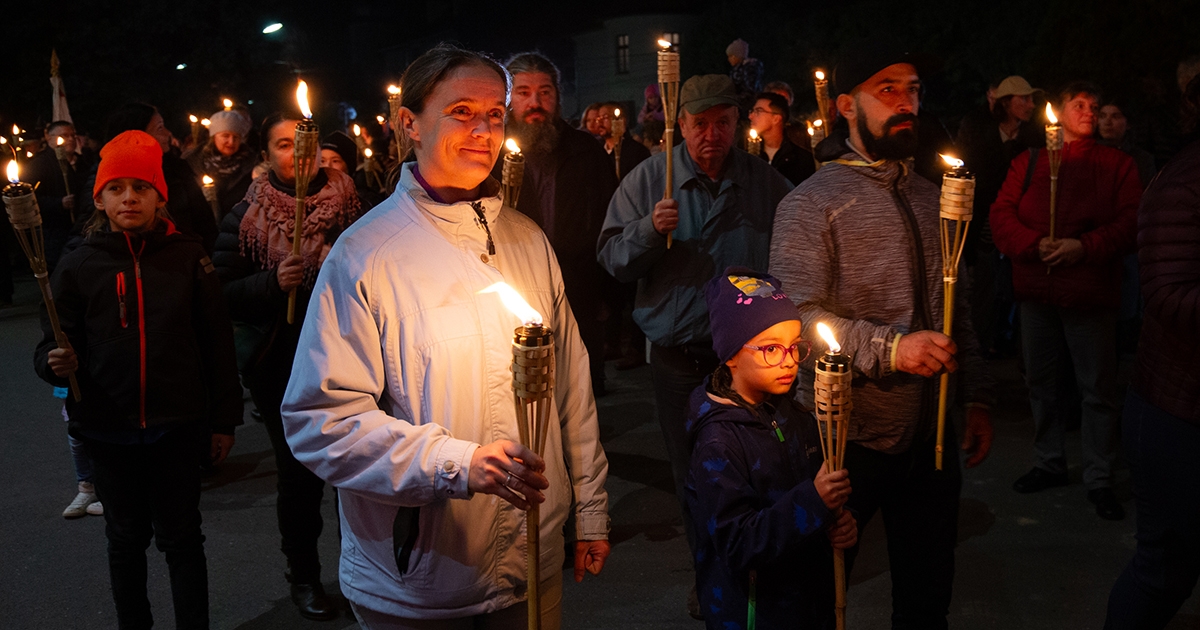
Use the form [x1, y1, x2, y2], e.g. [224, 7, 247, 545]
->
[34, 220, 243, 434]
[1132, 138, 1200, 424]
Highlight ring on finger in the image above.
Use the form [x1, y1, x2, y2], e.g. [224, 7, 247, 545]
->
[505, 471, 513, 488]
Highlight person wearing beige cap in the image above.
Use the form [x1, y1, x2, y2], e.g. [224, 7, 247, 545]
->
[599, 74, 791, 613]
[956, 75, 1045, 356]
[185, 109, 258, 221]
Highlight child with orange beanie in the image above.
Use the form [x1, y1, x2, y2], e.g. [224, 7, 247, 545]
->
[34, 130, 243, 629]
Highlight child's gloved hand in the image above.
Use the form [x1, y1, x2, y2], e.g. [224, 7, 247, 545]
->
[815, 466, 851, 510]
[827, 509, 857, 549]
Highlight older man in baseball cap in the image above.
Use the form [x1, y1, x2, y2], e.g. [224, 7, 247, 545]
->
[770, 43, 996, 628]
[599, 73, 792, 612]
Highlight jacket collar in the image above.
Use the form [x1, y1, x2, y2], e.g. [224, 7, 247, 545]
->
[674, 142, 751, 193]
[825, 139, 911, 186]
[399, 162, 502, 226]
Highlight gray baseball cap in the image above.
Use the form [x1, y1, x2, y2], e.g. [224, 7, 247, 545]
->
[679, 75, 740, 115]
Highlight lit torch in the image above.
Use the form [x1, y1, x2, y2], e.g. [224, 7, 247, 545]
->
[481, 281, 554, 630]
[222, 97, 233, 111]
[1044, 103, 1063, 251]
[502, 138, 525, 209]
[4, 160, 79, 400]
[657, 37, 681, 249]
[814, 321, 850, 630]
[610, 108, 625, 179]
[747, 128, 762, 156]
[189, 114, 201, 146]
[201, 174, 220, 220]
[934, 154, 974, 470]
[387, 84, 403, 160]
[814, 70, 831, 130]
[288, 80, 320, 325]
[53, 136, 74, 222]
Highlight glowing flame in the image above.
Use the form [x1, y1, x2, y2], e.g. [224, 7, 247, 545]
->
[749, 129, 758, 139]
[815, 70, 826, 81]
[1045, 103, 1058, 125]
[202, 175, 214, 186]
[25, 151, 32, 158]
[813, 119, 824, 129]
[0, 137, 6, 144]
[505, 138, 521, 154]
[57, 136, 65, 146]
[11, 125, 19, 135]
[201, 118, 211, 127]
[6, 160, 18, 183]
[223, 98, 233, 110]
[816, 322, 841, 354]
[376, 115, 385, 124]
[939, 153, 964, 169]
[657, 38, 672, 49]
[189, 114, 198, 123]
[613, 108, 621, 118]
[807, 126, 815, 136]
[387, 84, 401, 96]
[364, 148, 373, 158]
[480, 282, 543, 326]
[296, 81, 312, 119]
[352, 124, 361, 137]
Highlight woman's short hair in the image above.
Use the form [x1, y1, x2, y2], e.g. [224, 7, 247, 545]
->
[397, 44, 510, 158]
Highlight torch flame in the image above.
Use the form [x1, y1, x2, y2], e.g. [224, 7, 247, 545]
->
[353, 124, 361, 137]
[657, 38, 672, 49]
[813, 119, 824, 128]
[223, 98, 233, 110]
[816, 322, 841, 354]
[201, 118, 211, 127]
[364, 148, 373, 158]
[202, 175, 214, 185]
[189, 114, 198, 123]
[480, 282, 543, 326]
[387, 84, 401, 96]
[376, 115, 385, 124]
[1045, 103, 1058, 125]
[939, 153, 964, 169]
[0, 137, 6, 144]
[57, 136, 65, 146]
[505, 138, 521, 154]
[6, 160, 18, 183]
[815, 70, 826, 81]
[613, 108, 620, 118]
[749, 129, 758, 139]
[297, 81, 312, 119]
[11, 125, 19, 135]
[807, 126, 815, 137]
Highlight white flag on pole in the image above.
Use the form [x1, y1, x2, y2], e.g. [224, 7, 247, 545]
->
[51, 50, 73, 124]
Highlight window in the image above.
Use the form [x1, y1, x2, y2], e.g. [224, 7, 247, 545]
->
[616, 34, 630, 74]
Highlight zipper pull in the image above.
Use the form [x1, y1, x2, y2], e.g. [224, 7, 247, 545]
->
[771, 419, 785, 443]
[117, 272, 127, 328]
[471, 201, 496, 255]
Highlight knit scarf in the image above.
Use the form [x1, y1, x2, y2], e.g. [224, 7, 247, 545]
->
[238, 169, 361, 291]
[203, 144, 256, 179]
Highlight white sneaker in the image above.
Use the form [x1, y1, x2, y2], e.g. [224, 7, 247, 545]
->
[86, 501, 103, 516]
[63, 486, 97, 519]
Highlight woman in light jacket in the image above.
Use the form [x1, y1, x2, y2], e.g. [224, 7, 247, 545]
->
[280, 44, 611, 629]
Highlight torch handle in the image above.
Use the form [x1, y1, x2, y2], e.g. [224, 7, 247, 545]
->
[36, 272, 81, 401]
[663, 127, 675, 249]
[288, 193, 305, 325]
[527, 504, 541, 630]
[834, 540, 846, 630]
[934, 279, 956, 470]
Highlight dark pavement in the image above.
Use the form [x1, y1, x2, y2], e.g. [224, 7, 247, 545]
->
[2, 274, 1197, 629]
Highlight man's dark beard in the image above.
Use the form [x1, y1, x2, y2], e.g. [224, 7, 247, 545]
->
[857, 110, 920, 161]
[507, 109, 560, 156]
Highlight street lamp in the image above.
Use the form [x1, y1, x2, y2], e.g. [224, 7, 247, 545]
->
[262, 22, 283, 34]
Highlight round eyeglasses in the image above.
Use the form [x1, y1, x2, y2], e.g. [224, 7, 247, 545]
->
[742, 341, 812, 366]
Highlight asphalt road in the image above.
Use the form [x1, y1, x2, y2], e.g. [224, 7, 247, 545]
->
[1, 274, 1197, 629]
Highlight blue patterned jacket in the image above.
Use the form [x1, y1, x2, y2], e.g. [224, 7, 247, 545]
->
[685, 377, 835, 629]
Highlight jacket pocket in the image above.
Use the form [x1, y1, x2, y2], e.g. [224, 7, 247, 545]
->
[392, 506, 420, 578]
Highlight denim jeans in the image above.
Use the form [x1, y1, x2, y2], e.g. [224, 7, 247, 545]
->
[84, 424, 209, 630]
[1019, 302, 1120, 488]
[1104, 391, 1200, 629]
[843, 430, 962, 630]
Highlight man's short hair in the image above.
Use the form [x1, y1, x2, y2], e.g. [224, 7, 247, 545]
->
[1057, 81, 1102, 107]
[763, 81, 794, 105]
[46, 120, 74, 136]
[754, 92, 789, 118]
[504, 52, 561, 96]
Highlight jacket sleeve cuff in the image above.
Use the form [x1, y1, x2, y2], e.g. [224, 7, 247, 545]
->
[633, 211, 667, 245]
[575, 511, 612, 540]
[888, 333, 903, 375]
[794, 479, 832, 530]
[435, 438, 478, 500]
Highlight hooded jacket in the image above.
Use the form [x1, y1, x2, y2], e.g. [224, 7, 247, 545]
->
[769, 141, 994, 454]
[34, 220, 243, 434]
[990, 138, 1140, 309]
[280, 163, 610, 618]
[685, 379, 834, 630]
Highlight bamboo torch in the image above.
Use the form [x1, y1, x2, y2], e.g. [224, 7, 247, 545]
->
[53, 136, 74, 222]
[808, 118, 826, 171]
[657, 38, 680, 249]
[610, 108, 625, 179]
[481, 282, 554, 630]
[814, 70, 831, 131]
[288, 80, 319, 325]
[1044, 103, 1063, 274]
[813, 322, 851, 630]
[4, 160, 80, 400]
[502, 138, 525, 209]
[189, 115, 201, 147]
[387, 85, 403, 161]
[747, 128, 762, 156]
[934, 154, 974, 470]
[201, 175, 220, 220]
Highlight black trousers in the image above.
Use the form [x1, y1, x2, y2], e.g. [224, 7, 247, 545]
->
[252, 382, 328, 584]
[84, 425, 209, 630]
[843, 429, 962, 630]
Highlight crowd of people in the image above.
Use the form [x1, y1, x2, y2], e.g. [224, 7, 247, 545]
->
[4, 34, 1199, 630]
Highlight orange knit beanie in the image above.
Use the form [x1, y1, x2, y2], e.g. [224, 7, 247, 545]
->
[93, 130, 169, 202]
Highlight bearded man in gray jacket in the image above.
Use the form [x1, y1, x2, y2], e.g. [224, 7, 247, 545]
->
[769, 44, 995, 629]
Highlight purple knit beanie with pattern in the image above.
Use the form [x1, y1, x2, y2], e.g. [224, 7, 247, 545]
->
[706, 267, 801, 362]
